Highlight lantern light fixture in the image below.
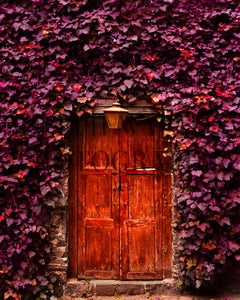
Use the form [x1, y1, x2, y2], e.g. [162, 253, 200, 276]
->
[104, 102, 129, 129]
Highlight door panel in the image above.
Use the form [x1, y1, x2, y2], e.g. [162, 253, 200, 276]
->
[85, 220, 115, 277]
[77, 117, 120, 279]
[85, 175, 112, 218]
[128, 224, 155, 271]
[120, 118, 162, 279]
[69, 115, 172, 279]
[128, 175, 155, 219]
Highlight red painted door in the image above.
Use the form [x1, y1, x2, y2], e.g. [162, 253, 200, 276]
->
[69, 116, 172, 280]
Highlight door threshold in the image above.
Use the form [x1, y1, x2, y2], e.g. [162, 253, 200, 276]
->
[64, 278, 175, 297]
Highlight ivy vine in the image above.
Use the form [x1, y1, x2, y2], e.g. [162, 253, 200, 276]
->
[0, 0, 239, 298]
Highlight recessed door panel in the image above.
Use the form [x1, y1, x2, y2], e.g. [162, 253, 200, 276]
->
[85, 221, 114, 272]
[128, 224, 155, 272]
[128, 175, 155, 219]
[85, 175, 112, 218]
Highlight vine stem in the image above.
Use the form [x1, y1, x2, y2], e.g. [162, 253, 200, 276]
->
[10, 190, 24, 221]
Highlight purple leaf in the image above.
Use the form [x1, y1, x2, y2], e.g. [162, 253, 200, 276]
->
[164, 69, 175, 77]
[233, 162, 240, 171]
[21, 262, 28, 270]
[222, 158, 230, 168]
[197, 203, 207, 211]
[6, 218, 14, 227]
[124, 79, 134, 89]
[12, 72, 22, 77]
[203, 172, 216, 183]
[228, 241, 240, 252]
[29, 137, 38, 145]
[206, 263, 215, 272]
[29, 251, 36, 258]
[209, 206, 221, 212]
[40, 185, 51, 196]
[224, 173, 232, 181]
[219, 217, 231, 226]
[216, 171, 224, 181]
[191, 170, 203, 177]
[192, 192, 202, 198]
[198, 223, 207, 232]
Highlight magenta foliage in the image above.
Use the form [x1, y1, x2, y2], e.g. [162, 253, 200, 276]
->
[0, 0, 239, 297]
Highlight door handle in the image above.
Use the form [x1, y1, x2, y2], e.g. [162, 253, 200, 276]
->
[113, 186, 121, 191]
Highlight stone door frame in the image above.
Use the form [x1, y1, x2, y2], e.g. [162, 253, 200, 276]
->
[48, 99, 178, 297]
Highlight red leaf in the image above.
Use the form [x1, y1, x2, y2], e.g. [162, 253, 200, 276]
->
[73, 83, 82, 92]
[54, 84, 64, 91]
[208, 116, 214, 122]
[180, 48, 193, 60]
[146, 72, 154, 82]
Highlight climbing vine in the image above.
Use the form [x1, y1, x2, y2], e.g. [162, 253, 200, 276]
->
[0, 0, 239, 298]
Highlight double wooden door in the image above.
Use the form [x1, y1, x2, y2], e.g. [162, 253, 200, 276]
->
[69, 116, 172, 280]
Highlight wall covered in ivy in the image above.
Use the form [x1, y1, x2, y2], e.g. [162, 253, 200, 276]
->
[0, 0, 239, 298]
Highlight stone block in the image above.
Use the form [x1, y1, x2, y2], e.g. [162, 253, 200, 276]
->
[49, 262, 68, 272]
[57, 296, 72, 300]
[55, 197, 67, 208]
[144, 282, 161, 295]
[64, 279, 89, 297]
[57, 235, 67, 246]
[52, 246, 67, 258]
[116, 282, 145, 295]
[50, 271, 67, 298]
[144, 280, 172, 295]
[95, 283, 117, 296]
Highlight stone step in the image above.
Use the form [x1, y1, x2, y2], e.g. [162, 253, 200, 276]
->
[64, 279, 176, 298]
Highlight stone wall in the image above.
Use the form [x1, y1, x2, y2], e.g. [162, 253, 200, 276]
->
[172, 178, 182, 285]
[48, 173, 69, 297]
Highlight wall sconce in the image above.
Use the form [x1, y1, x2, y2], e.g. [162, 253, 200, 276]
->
[104, 102, 129, 129]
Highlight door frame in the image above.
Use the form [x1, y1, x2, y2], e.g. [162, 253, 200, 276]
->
[68, 100, 173, 279]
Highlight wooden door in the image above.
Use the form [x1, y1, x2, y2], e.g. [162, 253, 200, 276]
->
[69, 115, 172, 280]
